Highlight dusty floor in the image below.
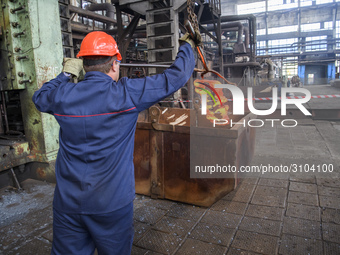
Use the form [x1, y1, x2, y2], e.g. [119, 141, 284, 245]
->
[0, 85, 339, 255]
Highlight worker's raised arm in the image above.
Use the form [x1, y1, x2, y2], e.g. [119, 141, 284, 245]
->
[32, 73, 70, 114]
[124, 42, 195, 112]
[32, 58, 83, 114]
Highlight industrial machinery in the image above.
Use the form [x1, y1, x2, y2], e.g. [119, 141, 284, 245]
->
[0, 0, 258, 206]
[0, 0, 63, 187]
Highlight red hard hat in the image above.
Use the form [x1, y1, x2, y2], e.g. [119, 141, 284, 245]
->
[77, 31, 122, 61]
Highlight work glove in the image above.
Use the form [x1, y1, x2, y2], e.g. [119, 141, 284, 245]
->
[62, 58, 83, 78]
[179, 29, 202, 49]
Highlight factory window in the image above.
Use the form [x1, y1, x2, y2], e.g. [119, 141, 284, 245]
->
[301, 21, 333, 32]
[305, 36, 327, 51]
[282, 57, 298, 78]
[257, 29, 266, 36]
[316, 0, 333, 4]
[268, 38, 298, 54]
[324, 21, 333, 30]
[268, 0, 298, 11]
[257, 49, 266, 56]
[237, 1, 265, 15]
[257, 41, 266, 55]
[300, 0, 313, 6]
[268, 25, 298, 34]
[301, 23, 319, 32]
[336, 21, 340, 49]
[301, 23, 323, 32]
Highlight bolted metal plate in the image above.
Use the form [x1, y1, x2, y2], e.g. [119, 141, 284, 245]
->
[260, 172, 290, 180]
[235, 184, 256, 193]
[322, 223, 340, 243]
[146, 251, 165, 255]
[239, 178, 259, 185]
[258, 178, 288, 188]
[134, 195, 154, 210]
[5, 238, 51, 255]
[316, 178, 340, 188]
[279, 234, 323, 255]
[16, 205, 53, 228]
[227, 247, 262, 255]
[238, 216, 281, 237]
[131, 245, 148, 255]
[254, 185, 287, 197]
[318, 186, 340, 198]
[189, 222, 235, 246]
[282, 217, 321, 239]
[231, 230, 278, 255]
[319, 196, 340, 209]
[245, 204, 284, 221]
[176, 238, 227, 255]
[134, 206, 167, 225]
[324, 241, 340, 255]
[134, 221, 151, 244]
[289, 175, 316, 184]
[41, 228, 53, 242]
[289, 182, 318, 194]
[0, 205, 52, 250]
[201, 210, 242, 229]
[150, 199, 177, 211]
[210, 200, 247, 215]
[152, 216, 195, 237]
[251, 194, 286, 208]
[136, 229, 182, 254]
[286, 203, 320, 221]
[166, 204, 206, 221]
[222, 186, 255, 203]
[287, 191, 318, 206]
[321, 208, 340, 225]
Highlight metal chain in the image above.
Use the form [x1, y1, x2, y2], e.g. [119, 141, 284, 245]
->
[187, 0, 199, 31]
[186, 0, 236, 85]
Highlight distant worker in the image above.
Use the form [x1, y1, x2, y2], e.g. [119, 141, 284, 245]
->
[287, 78, 291, 87]
[291, 75, 301, 87]
[32, 30, 201, 255]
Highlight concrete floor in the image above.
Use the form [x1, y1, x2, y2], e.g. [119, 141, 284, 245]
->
[0, 85, 339, 255]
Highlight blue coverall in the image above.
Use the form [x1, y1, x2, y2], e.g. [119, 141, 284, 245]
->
[32, 43, 195, 255]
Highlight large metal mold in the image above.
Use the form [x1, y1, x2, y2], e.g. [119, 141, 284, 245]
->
[134, 105, 256, 207]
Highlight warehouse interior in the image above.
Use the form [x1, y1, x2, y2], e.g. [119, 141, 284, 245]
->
[222, 0, 340, 86]
[0, 0, 340, 254]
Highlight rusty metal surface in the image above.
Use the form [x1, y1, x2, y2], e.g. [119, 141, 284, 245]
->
[0, 139, 31, 171]
[134, 129, 151, 196]
[134, 105, 256, 207]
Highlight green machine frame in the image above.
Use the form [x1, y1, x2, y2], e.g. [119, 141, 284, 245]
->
[0, 0, 63, 185]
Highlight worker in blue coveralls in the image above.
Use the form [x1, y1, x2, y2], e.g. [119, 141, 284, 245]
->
[32, 29, 201, 255]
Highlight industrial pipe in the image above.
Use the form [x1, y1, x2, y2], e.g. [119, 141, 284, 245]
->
[71, 22, 146, 38]
[205, 22, 250, 50]
[220, 15, 257, 61]
[120, 63, 170, 68]
[220, 14, 256, 41]
[214, 22, 244, 44]
[86, 3, 116, 29]
[69, 5, 117, 25]
[243, 26, 249, 49]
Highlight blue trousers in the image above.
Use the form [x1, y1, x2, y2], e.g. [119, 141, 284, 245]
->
[51, 202, 134, 255]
